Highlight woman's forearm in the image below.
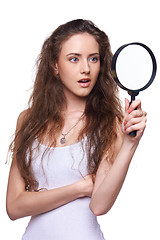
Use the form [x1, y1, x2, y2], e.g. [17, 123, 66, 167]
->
[90, 99, 147, 216]
[7, 182, 81, 220]
[89, 139, 139, 216]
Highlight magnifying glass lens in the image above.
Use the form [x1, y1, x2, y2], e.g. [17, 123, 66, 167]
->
[116, 45, 153, 90]
[112, 42, 157, 137]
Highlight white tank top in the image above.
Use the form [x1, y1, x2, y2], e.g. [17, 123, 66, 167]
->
[22, 138, 106, 240]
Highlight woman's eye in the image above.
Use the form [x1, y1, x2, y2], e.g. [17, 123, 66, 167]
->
[70, 57, 78, 62]
[89, 57, 99, 62]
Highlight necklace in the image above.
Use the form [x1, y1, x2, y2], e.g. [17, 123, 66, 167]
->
[60, 114, 84, 144]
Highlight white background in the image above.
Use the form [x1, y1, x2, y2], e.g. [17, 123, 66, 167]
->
[0, 0, 160, 239]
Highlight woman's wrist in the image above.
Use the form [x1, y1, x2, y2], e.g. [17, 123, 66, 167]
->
[72, 181, 83, 198]
[119, 135, 140, 164]
[75, 175, 94, 198]
[123, 134, 140, 148]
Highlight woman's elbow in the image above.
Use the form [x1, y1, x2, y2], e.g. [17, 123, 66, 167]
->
[89, 206, 102, 216]
[6, 201, 21, 221]
[89, 202, 112, 216]
[6, 206, 18, 221]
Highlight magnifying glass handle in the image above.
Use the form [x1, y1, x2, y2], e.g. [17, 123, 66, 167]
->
[129, 130, 137, 137]
[129, 95, 137, 137]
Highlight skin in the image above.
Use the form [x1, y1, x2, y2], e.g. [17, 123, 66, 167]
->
[54, 33, 101, 146]
[89, 98, 147, 215]
[6, 33, 147, 220]
[55, 33, 100, 99]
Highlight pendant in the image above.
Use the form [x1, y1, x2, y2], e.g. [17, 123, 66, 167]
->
[60, 137, 66, 144]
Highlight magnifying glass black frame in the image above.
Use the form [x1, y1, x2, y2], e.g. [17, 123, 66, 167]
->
[111, 42, 157, 136]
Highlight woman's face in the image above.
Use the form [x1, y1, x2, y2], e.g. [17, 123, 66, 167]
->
[55, 33, 100, 100]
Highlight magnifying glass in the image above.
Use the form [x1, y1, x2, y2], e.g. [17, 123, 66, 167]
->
[111, 42, 157, 136]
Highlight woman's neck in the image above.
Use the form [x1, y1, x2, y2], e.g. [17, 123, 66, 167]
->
[63, 93, 87, 116]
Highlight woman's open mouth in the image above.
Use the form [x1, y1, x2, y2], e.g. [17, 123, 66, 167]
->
[77, 78, 91, 87]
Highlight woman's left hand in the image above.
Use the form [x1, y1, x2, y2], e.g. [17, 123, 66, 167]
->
[122, 98, 147, 142]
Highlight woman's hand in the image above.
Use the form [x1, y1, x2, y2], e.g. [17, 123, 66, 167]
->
[77, 174, 94, 198]
[122, 98, 147, 143]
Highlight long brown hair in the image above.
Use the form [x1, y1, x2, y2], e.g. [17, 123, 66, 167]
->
[10, 19, 123, 191]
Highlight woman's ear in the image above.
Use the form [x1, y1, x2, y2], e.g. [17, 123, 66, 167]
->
[52, 63, 59, 75]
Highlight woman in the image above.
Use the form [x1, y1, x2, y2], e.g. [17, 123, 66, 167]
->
[6, 19, 147, 239]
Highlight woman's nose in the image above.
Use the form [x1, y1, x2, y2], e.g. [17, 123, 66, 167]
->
[80, 60, 90, 74]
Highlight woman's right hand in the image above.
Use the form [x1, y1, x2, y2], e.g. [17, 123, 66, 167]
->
[77, 174, 94, 198]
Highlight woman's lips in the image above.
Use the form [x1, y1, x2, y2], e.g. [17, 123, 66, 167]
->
[77, 78, 91, 87]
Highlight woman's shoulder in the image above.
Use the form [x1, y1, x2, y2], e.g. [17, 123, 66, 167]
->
[16, 109, 30, 130]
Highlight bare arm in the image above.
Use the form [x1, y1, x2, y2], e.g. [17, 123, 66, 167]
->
[6, 111, 93, 220]
[6, 159, 93, 220]
[89, 99, 147, 216]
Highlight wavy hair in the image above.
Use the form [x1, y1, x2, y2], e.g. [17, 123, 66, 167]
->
[9, 19, 123, 191]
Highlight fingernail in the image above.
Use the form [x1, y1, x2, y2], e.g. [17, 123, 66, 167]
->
[128, 109, 132, 114]
[124, 121, 127, 126]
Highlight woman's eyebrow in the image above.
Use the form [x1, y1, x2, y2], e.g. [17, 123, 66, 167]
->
[66, 53, 81, 56]
[89, 53, 100, 56]
[66, 53, 99, 56]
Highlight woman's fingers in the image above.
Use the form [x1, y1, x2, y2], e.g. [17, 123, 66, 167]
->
[125, 109, 146, 122]
[124, 116, 147, 135]
[123, 99, 147, 137]
[128, 99, 141, 113]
